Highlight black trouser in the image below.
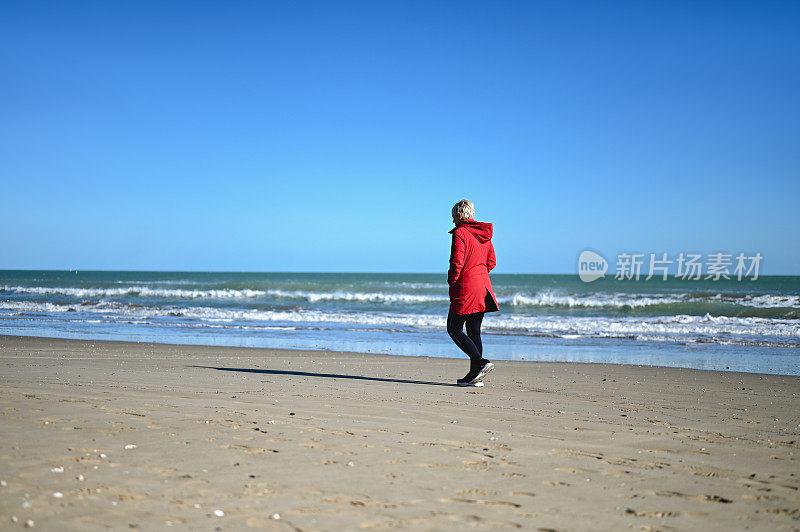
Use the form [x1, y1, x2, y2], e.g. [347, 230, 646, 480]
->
[447, 311, 487, 369]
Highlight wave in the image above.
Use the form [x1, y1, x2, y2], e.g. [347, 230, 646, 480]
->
[2, 300, 798, 346]
[0, 285, 447, 304]
[505, 292, 683, 308]
[705, 293, 800, 308]
[505, 291, 800, 311]
[266, 289, 447, 304]
[0, 285, 267, 299]
[3, 285, 799, 311]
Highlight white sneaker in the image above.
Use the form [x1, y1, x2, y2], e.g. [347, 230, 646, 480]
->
[469, 362, 494, 385]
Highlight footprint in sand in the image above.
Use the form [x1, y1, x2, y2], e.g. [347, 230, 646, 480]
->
[437, 497, 521, 508]
[653, 490, 732, 503]
[765, 508, 800, 519]
[624, 508, 678, 518]
[690, 469, 720, 477]
[457, 488, 498, 496]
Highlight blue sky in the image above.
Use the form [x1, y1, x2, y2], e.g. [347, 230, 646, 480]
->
[1, 1, 798, 273]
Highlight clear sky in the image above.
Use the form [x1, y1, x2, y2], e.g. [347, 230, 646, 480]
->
[2, 1, 798, 273]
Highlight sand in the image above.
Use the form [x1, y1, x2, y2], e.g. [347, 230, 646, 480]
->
[0, 335, 798, 531]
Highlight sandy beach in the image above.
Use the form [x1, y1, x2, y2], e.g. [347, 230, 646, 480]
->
[0, 335, 798, 531]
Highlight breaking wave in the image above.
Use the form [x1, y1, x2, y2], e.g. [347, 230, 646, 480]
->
[1, 300, 797, 348]
[4, 285, 798, 311]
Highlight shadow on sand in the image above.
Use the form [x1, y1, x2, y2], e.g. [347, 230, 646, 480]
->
[189, 366, 460, 387]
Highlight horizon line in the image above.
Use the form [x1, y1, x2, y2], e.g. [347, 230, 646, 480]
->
[0, 268, 798, 277]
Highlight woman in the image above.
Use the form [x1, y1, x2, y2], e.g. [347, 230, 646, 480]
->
[447, 199, 499, 386]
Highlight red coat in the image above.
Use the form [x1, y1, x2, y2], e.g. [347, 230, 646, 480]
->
[448, 219, 499, 315]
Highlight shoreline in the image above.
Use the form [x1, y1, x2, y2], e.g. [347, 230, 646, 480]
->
[2, 329, 798, 377]
[1, 334, 798, 530]
[0, 331, 793, 376]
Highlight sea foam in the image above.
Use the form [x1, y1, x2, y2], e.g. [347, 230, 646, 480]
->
[2, 300, 797, 346]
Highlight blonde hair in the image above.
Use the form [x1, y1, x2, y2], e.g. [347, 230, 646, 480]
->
[452, 199, 475, 221]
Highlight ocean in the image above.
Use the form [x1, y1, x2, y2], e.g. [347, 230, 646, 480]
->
[1, 271, 798, 375]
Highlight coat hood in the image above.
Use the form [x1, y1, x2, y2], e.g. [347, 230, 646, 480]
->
[449, 219, 493, 243]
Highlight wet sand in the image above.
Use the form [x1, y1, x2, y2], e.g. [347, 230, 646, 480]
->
[0, 334, 798, 530]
